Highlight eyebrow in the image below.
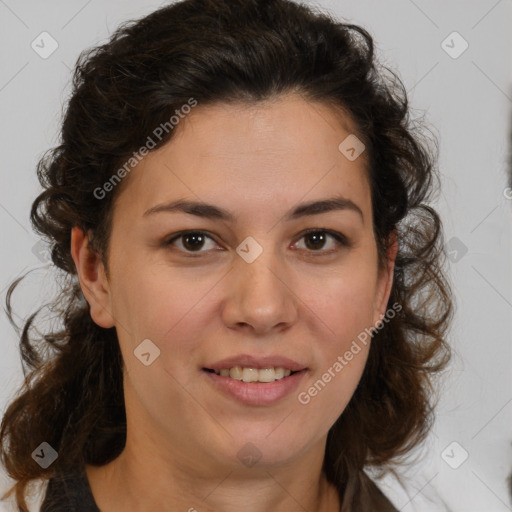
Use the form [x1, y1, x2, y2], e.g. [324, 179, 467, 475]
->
[143, 195, 364, 224]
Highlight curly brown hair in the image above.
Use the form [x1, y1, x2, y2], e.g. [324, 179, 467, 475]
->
[1, 0, 454, 510]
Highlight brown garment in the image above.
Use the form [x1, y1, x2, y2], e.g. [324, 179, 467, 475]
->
[40, 467, 99, 512]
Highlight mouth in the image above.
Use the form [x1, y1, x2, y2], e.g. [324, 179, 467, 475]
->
[202, 366, 302, 383]
[201, 355, 309, 405]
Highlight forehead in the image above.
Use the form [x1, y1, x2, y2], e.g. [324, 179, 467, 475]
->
[164, 94, 364, 166]
[113, 94, 371, 221]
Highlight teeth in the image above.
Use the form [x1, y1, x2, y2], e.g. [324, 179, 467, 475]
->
[214, 366, 293, 383]
[229, 367, 243, 380]
[242, 368, 259, 382]
[274, 367, 285, 380]
[257, 368, 275, 383]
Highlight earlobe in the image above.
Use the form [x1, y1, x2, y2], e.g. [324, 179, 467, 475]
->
[70, 226, 115, 329]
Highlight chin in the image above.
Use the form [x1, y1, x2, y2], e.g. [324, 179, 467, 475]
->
[219, 430, 314, 469]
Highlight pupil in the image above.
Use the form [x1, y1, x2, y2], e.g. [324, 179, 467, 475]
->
[306, 232, 325, 250]
[184, 233, 204, 251]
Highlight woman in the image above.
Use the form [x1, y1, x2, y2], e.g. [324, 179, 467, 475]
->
[0, 0, 453, 510]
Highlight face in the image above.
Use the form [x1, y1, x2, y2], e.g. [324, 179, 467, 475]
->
[72, 93, 396, 473]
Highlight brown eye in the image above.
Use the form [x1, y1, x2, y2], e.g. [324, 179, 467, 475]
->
[166, 231, 218, 253]
[304, 232, 328, 250]
[181, 232, 206, 251]
[295, 229, 349, 253]
[165, 229, 350, 256]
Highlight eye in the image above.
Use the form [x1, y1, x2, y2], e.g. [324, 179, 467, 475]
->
[165, 231, 219, 253]
[293, 229, 350, 254]
[164, 229, 350, 255]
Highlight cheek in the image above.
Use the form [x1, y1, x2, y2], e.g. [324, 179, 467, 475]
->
[297, 298, 371, 425]
[109, 239, 379, 368]
[295, 260, 376, 406]
[297, 346, 370, 435]
[109, 259, 221, 383]
[304, 262, 378, 344]
[108, 253, 205, 335]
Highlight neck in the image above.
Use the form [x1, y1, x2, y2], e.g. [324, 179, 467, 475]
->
[86, 436, 341, 512]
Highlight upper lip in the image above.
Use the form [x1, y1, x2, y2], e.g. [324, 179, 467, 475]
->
[204, 354, 308, 372]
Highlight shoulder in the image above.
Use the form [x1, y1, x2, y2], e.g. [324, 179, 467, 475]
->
[356, 470, 452, 512]
[362, 474, 399, 511]
[40, 467, 100, 512]
[339, 471, 399, 512]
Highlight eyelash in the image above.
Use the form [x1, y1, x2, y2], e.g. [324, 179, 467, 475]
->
[164, 229, 351, 256]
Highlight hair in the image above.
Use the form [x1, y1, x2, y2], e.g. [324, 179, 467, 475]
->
[0, 0, 454, 510]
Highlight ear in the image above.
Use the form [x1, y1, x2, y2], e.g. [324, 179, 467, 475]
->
[70, 226, 115, 329]
[372, 229, 398, 328]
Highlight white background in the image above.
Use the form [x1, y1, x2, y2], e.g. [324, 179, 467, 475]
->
[0, 1, 511, 511]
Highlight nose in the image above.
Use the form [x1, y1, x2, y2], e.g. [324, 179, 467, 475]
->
[221, 244, 298, 336]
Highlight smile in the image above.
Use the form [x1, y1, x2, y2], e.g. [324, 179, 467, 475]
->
[204, 366, 295, 383]
[202, 367, 308, 406]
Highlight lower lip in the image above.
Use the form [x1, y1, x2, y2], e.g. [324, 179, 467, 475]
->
[203, 369, 308, 406]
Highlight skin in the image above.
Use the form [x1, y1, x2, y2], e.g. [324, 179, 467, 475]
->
[71, 93, 397, 512]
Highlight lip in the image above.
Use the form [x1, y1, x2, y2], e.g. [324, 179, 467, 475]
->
[203, 368, 308, 406]
[204, 354, 308, 372]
